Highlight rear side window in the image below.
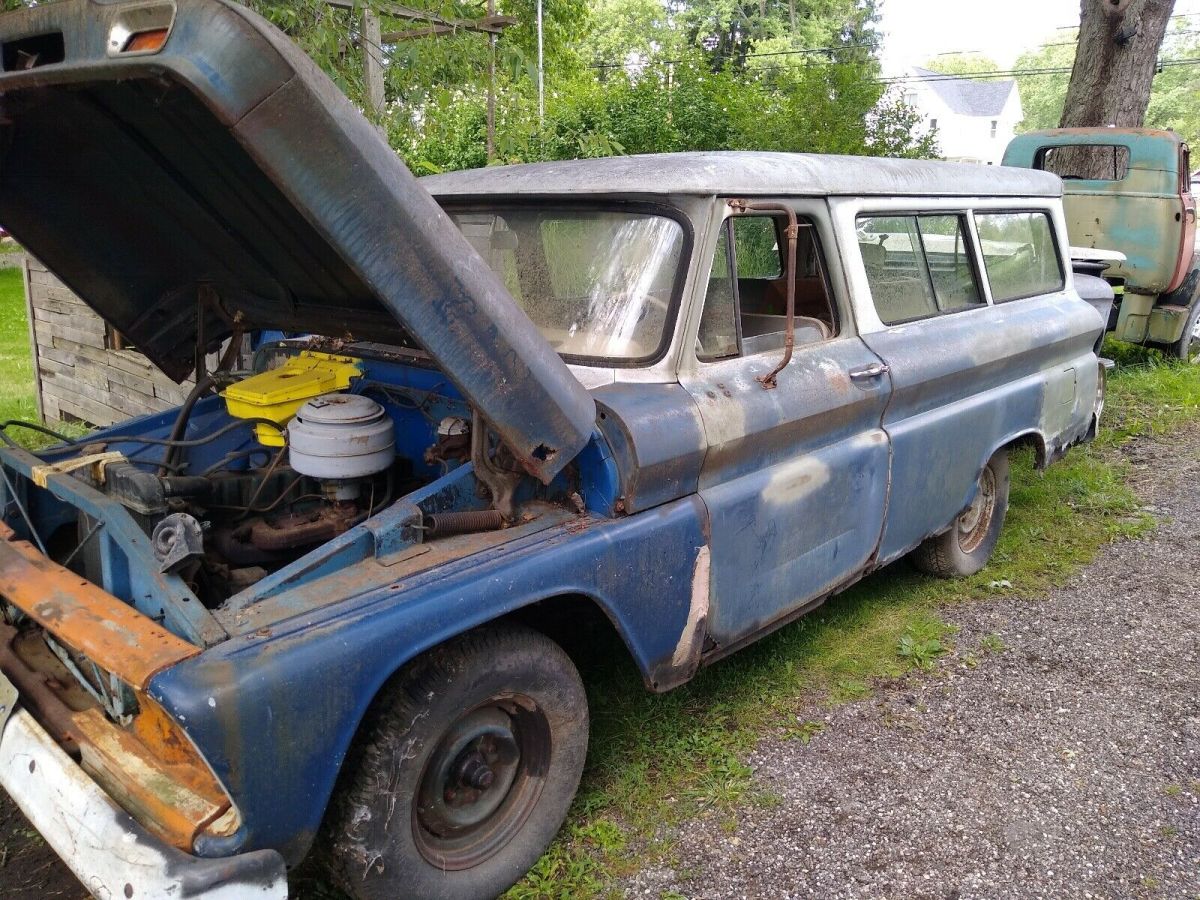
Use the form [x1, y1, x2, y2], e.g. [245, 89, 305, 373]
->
[858, 214, 983, 325]
[974, 211, 1064, 302]
[1035, 145, 1129, 181]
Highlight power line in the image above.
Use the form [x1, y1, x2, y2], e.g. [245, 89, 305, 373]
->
[588, 38, 879, 70]
[882, 56, 1200, 84]
[1055, 9, 1200, 29]
[588, 9, 1200, 71]
[708, 55, 1200, 83]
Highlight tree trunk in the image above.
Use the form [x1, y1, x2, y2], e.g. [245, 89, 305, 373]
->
[1060, 0, 1175, 129]
[1057, 0, 1176, 178]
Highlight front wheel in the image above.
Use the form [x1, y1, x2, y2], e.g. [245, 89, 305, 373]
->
[1171, 300, 1200, 362]
[911, 449, 1011, 578]
[321, 624, 589, 900]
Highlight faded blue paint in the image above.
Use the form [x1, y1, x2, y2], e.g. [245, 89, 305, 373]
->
[680, 337, 891, 644]
[148, 496, 710, 864]
[592, 383, 707, 514]
[863, 292, 1102, 564]
[0, 442, 226, 647]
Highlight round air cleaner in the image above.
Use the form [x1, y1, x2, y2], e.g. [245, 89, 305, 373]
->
[287, 394, 396, 481]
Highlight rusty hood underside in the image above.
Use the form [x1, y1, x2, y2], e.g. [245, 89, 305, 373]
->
[0, 0, 594, 482]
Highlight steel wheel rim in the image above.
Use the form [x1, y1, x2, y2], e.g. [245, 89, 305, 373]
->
[957, 465, 996, 554]
[1188, 313, 1200, 363]
[413, 697, 551, 871]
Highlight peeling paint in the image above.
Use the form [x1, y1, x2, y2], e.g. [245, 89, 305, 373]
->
[672, 546, 711, 668]
[762, 455, 832, 506]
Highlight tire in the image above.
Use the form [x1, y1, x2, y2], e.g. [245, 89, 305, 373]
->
[320, 623, 589, 900]
[911, 450, 1010, 579]
[1170, 299, 1200, 362]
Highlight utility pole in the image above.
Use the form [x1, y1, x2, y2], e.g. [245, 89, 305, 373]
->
[362, 7, 386, 121]
[537, 0, 545, 125]
[323, 0, 515, 157]
[487, 0, 497, 161]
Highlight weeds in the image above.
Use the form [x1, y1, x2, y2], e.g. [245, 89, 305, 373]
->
[781, 719, 825, 744]
[979, 633, 1006, 655]
[897, 623, 949, 671]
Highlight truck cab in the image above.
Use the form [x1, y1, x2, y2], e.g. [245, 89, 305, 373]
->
[1003, 128, 1200, 359]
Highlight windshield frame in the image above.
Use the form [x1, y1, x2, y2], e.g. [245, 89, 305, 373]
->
[437, 198, 694, 369]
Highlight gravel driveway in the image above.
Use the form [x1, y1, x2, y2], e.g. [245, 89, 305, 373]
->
[625, 430, 1200, 900]
[2, 431, 1197, 899]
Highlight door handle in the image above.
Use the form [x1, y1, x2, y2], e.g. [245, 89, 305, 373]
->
[849, 362, 890, 381]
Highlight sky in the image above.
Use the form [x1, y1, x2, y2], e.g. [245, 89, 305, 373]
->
[878, 0, 1200, 75]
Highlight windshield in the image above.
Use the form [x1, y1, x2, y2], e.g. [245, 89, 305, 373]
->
[448, 206, 686, 363]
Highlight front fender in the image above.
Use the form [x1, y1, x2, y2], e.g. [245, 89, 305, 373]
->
[148, 495, 710, 865]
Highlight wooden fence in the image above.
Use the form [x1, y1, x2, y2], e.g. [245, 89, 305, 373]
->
[24, 257, 197, 427]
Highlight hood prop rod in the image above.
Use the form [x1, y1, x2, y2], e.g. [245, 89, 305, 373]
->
[471, 411, 520, 524]
[728, 199, 799, 390]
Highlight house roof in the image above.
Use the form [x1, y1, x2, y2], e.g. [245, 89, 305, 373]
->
[911, 67, 1017, 118]
[422, 151, 1062, 199]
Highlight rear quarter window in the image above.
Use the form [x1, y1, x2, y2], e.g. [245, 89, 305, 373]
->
[974, 211, 1064, 303]
[1035, 145, 1130, 181]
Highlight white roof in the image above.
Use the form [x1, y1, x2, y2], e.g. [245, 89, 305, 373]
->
[422, 151, 1062, 199]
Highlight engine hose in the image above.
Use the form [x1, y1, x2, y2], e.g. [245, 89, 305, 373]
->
[159, 375, 216, 475]
[424, 509, 505, 537]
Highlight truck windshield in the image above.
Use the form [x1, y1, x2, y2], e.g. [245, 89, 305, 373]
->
[449, 207, 685, 363]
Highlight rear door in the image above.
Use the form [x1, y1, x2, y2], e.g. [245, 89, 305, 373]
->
[839, 200, 1096, 566]
[680, 200, 891, 647]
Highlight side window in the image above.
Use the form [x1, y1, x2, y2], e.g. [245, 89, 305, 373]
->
[859, 214, 983, 325]
[917, 215, 982, 312]
[697, 213, 836, 361]
[974, 211, 1064, 302]
[697, 223, 740, 361]
[731, 217, 782, 279]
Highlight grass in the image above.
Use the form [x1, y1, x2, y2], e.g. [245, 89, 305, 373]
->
[2, 273, 1198, 897]
[0, 267, 38, 428]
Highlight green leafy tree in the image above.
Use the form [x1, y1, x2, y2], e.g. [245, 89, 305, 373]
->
[586, 0, 682, 66]
[1146, 29, 1200, 146]
[923, 53, 1001, 77]
[0, 0, 934, 167]
[1014, 22, 1200, 144]
[1013, 34, 1075, 132]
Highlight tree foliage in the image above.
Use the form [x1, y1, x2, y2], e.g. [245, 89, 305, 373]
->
[923, 53, 1002, 77]
[1015, 21, 1200, 146]
[361, 0, 933, 168]
[0, 0, 935, 167]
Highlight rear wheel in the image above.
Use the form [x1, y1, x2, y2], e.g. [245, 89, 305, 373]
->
[322, 624, 589, 900]
[911, 450, 1010, 579]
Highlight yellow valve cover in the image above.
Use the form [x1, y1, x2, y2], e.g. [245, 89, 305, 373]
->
[223, 351, 363, 446]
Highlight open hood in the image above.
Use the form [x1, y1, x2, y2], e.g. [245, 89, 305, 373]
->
[0, 0, 594, 482]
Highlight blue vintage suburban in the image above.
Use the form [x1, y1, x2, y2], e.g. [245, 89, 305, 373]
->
[0, 2, 1107, 898]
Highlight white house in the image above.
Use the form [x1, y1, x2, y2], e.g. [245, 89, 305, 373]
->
[903, 67, 1023, 166]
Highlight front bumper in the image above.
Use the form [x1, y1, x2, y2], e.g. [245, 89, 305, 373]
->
[0, 707, 288, 899]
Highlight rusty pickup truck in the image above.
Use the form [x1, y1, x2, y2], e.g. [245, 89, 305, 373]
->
[0, 2, 1106, 898]
[1004, 128, 1199, 360]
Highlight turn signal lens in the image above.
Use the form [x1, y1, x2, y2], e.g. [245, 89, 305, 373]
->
[123, 28, 169, 54]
